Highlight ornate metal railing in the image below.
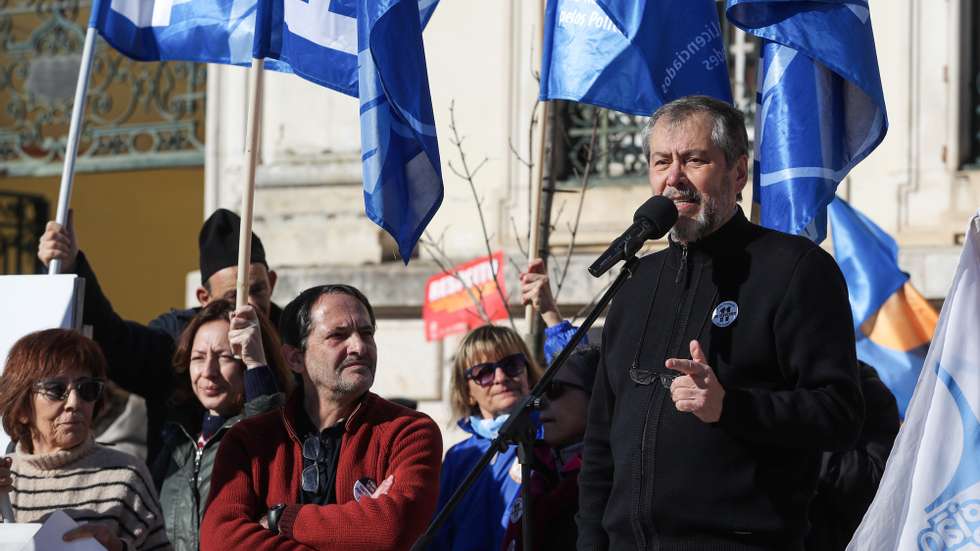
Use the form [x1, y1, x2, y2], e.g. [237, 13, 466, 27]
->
[561, 104, 647, 183]
[0, 190, 47, 274]
[0, 0, 205, 176]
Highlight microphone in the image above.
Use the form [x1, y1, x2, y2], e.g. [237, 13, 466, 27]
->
[588, 195, 678, 278]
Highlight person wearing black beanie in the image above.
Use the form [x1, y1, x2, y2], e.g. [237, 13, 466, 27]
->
[193, 208, 277, 320]
[36, 207, 282, 464]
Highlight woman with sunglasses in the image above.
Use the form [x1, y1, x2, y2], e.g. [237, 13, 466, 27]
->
[432, 324, 542, 551]
[0, 329, 170, 551]
[500, 345, 599, 551]
[153, 299, 293, 551]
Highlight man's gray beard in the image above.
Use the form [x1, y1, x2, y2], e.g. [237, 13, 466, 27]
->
[670, 195, 723, 244]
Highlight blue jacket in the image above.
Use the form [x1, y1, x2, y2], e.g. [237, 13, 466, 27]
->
[543, 320, 588, 365]
[431, 419, 521, 551]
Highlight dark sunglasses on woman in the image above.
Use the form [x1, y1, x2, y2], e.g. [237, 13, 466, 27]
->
[32, 377, 105, 402]
[465, 353, 527, 387]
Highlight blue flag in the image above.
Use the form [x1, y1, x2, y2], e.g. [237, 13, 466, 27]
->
[257, 0, 442, 261]
[828, 197, 937, 417]
[540, 0, 732, 116]
[727, 0, 888, 243]
[90, 0, 259, 64]
[91, 0, 443, 262]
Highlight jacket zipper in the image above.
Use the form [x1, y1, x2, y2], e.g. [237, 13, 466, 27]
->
[192, 445, 203, 531]
[637, 244, 693, 550]
[674, 244, 688, 284]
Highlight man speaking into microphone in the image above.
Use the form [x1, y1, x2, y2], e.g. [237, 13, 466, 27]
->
[577, 96, 864, 551]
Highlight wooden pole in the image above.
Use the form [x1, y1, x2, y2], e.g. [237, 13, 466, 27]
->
[525, 101, 548, 332]
[50, 27, 97, 275]
[524, 0, 550, 341]
[236, 58, 264, 309]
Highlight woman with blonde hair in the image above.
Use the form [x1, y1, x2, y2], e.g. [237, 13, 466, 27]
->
[431, 324, 543, 551]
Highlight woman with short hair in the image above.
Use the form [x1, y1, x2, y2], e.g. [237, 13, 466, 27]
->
[0, 328, 170, 551]
[152, 299, 294, 551]
[431, 324, 543, 551]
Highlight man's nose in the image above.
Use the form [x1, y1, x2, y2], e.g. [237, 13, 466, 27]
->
[347, 334, 367, 356]
[664, 157, 684, 189]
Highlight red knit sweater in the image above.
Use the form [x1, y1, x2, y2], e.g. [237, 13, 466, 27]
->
[200, 391, 442, 551]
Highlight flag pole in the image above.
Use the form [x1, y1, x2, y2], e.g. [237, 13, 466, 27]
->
[236, 58, 264, 309]
[49, 26, 97, 275]
[524, 0, 550, 340]
[524, 102, 547, 327]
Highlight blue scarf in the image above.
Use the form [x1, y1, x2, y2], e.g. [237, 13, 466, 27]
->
[468, 414, 510, 440]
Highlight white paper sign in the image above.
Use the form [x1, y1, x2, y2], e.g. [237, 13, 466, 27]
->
[0, 274, 85, 452]
[0, 510, 107, 551]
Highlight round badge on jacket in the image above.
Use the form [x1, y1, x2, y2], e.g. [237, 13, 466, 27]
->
[712, 301, 739, 327]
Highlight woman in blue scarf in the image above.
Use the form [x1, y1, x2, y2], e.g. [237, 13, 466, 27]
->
[431, 325, 542, 551]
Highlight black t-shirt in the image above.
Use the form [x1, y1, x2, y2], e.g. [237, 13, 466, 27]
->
[295, 412, 345, 505]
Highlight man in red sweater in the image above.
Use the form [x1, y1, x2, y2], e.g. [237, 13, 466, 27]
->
[200, 284, 442, 551]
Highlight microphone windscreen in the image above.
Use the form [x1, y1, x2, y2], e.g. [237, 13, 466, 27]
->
[633, 195, 679, 239]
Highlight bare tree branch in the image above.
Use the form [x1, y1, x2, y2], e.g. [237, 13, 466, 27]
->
[420, 234, 492, 324]
[510, 216, 528, 257]
[447, 99, 517, 330]
[555, 107, 601, 302]
[509, 138, 532, 169]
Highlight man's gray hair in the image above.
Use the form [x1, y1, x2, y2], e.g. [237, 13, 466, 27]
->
[641, 95, 749, 168]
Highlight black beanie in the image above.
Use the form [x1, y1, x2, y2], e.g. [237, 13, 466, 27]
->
[554, 345, 600, 396]
[198, 208, 268, 285]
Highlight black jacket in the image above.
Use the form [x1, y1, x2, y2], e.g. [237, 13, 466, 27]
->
[805, 363, 899, 551]
[577, 210, 865, 551]
[74, 251, 282, 463]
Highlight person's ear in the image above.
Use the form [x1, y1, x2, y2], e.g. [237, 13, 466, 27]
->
[196, 286, 210, 306]
[267, 270, 278, 294]
[282, 344, 305, 374]
[733, 154, 749, 194]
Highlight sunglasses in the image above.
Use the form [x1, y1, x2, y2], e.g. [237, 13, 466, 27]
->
[33, 377, 105, 402]
[301, 435, 338, 494]
[544, 381, 570, 401]
[465, 353, 527, 387]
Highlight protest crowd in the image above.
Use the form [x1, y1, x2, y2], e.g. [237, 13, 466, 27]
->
[0, 96, 911, 551]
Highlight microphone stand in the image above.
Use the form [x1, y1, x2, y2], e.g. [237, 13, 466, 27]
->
[411, 254, 640, 551]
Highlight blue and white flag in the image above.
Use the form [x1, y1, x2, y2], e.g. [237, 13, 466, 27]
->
[829, 198, 938, 417]
[727, 0, 888, 243]
[266, 0, 438, 97]
[91, 0, 443, 262]
[540, 0, 732, 116]
[261, 0, 443, 261]
[90, 0, 258, 64]
[847, 211, 980, 550]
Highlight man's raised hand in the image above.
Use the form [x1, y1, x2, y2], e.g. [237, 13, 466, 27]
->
[666, 340, 725, 423]
[37, 209, 78, 272]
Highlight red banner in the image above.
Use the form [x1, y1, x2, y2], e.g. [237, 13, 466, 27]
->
[423, 251, 508, 341]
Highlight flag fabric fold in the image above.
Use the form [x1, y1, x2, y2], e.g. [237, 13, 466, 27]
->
[828, 197, 937, 417]
[727, 0, 887, 243]
[540, 0, 732, 116]
[847, 211, 980, 550]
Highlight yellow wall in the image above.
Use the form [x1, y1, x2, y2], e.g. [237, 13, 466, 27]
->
[0, 168, 203, 324]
